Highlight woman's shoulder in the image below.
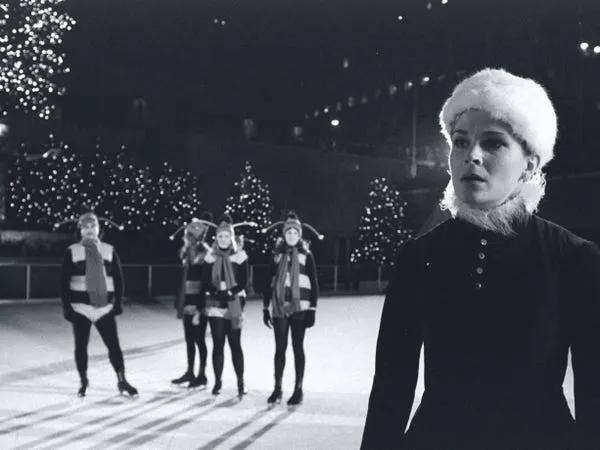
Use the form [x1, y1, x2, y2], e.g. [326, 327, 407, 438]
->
[530, 215, 600, 256]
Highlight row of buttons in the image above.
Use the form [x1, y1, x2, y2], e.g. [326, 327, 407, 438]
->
[475, 238, 487, 290]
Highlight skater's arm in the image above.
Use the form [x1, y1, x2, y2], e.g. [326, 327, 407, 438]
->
[230, 259, 248, 296]
[263, 258, 277, 309]
[361, 240, 421, 450]
[60, 249, 74, 317]
[306, 252, 319, 308]
[111, 249, 124, 313]
[571, 241, 600, 447]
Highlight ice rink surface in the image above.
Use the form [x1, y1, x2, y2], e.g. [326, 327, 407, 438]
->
[0, 295, 575, 449]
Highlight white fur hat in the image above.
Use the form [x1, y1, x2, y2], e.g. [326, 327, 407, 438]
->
[439, 68, 557, 168]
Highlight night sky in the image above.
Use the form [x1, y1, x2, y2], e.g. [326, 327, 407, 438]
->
[60, 0, 597, 122]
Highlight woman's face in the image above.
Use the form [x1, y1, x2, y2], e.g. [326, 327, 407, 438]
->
[449, 109, 537, 210]
[216, 230, 232, 249]
[284, 228, 300, 247]
[80, 221, 100, 240]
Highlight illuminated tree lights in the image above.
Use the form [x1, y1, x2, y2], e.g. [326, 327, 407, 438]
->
[7, 151, 202, 233]
[0, 0, 75, 119]
[350, 177, 413, 267]
[225, 160, 274, 261]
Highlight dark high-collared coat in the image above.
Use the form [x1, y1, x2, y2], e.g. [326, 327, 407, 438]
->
[361, 215, 600, 450]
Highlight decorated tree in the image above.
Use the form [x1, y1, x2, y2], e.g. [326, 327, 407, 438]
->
[0, 0, 75, 226]
[225, 160, 274, 261]
[0, 0, 75, 119]
[350, 177, 413, 267]
[7, 150, 203, 233]
[135, 161, 203, 234]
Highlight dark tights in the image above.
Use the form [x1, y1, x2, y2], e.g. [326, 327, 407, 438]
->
[183, 313, 208, 374]
[273, 315, 307, 389]
[72, 312, 124, 380]
[208, 317, 244, 382]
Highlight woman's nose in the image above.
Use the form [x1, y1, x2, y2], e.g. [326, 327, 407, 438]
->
[464, 144, 484, 164]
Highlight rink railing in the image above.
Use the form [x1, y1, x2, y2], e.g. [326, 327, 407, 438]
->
[0, 262, 390, 300]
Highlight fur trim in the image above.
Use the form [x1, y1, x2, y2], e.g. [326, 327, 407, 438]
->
[439, 171, 546, 235]
[440, 68, 557, 168]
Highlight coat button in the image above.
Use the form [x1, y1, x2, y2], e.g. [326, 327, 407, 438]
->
[475, 267, 484, 275]
[481, 238, 488, 246]
[475, 282, 483, 290]
[478, 252, 486, 260]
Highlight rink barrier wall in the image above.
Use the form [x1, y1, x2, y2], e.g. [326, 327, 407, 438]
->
[0, 262, 391, 301]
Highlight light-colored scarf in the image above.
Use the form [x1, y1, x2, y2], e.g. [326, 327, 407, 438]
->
[81, 238, 108, 307]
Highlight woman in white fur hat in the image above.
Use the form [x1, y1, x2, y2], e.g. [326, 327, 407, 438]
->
[362, 68, 600, 449]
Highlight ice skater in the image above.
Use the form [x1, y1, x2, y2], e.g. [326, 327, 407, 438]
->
[200, 213, 255, 398]
[262, 212, 323, 405]
[361, 68, 600, 449]
[59, 212, 138, 398]
[170, 213, 214, 389]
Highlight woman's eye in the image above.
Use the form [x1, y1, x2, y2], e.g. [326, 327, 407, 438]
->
[452, 137, 470, 149]
[481, 138, 505, 151]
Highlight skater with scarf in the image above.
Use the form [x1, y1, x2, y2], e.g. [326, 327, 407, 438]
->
[60, 212, 138, 397]
[200, 213, 253, 398]
[262, 212, 322, 405]
[171, 212, 214, 389]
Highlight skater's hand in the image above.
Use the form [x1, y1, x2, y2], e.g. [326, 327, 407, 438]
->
[305, 309, 316, 328]
[263, 309, 272, 328]
[192, 311, 200, 326]
[183, 305, 198, 315]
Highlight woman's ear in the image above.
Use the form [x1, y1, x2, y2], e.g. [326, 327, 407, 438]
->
[522, 154, 540, 182]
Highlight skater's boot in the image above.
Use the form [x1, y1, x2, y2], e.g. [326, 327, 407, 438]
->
[77, 376, 89, 398]
[188, 371, 208, 389]
[171, 370, 194, 385]
[287, 385, 303, 406]
[237, 377, 248, 398]
[211, 379, 222, 396]
[117, 371, 139, 397]
[267, 386, 282, 404]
